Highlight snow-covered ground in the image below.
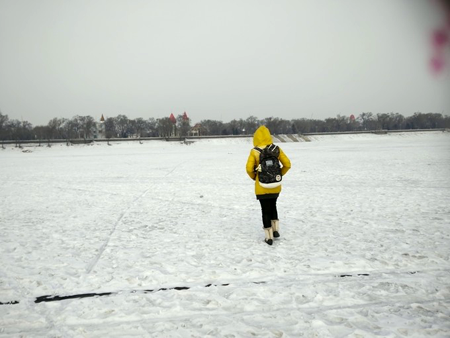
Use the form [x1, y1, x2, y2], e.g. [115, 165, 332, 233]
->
[1, 131, 449, 337]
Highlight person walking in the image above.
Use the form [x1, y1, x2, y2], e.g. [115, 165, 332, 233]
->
[246, 126, 291, 245]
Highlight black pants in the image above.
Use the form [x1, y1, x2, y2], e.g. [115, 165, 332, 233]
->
[259, 197, 278, 229]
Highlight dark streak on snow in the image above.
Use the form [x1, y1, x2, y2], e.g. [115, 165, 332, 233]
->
[0, 273, 421, 305]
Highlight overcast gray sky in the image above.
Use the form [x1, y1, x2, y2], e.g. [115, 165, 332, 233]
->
[1, 0, 449, 126]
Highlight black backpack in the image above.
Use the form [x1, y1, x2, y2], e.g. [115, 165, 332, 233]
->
[254, 144, 282, 189]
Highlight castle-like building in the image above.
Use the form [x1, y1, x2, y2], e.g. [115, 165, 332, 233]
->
[92, 114, 106, 139]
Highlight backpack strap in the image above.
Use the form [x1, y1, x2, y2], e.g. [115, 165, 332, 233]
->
[254, 144, 277, 151]
[267, 144, 278, 152]
[252, 147, 262, 173]
[253, 144, 279, 155]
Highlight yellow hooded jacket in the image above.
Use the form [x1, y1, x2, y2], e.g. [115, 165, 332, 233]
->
[246, 126, 291, 197]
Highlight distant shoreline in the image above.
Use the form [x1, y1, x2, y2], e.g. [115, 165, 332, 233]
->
[1, 129, 448, 146]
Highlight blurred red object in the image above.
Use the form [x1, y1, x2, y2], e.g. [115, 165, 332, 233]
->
[433, 29, 449, 49]
[431, 55, 445, 73]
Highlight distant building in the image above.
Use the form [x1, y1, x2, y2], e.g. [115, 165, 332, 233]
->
[93, 114, 106, 139]
[189, 123, 202, 136]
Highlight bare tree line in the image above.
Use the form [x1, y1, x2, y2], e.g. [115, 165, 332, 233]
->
[0, 111, 449, 144]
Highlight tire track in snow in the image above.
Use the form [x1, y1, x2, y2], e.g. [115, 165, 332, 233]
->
[84, 188, 151, 274]
[85, 162, 183, 274]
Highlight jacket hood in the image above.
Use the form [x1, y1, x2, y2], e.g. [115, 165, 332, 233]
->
[253, 126, 273, 147]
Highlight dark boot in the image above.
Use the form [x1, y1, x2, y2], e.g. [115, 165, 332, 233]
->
[272, 220, 280, 238]
[264, 228, 273, 245]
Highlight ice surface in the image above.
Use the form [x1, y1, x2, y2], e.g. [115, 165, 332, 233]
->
[1, 132, 450, 337]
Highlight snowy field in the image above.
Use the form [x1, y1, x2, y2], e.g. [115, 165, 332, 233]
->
[1, 131, 450, 337]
